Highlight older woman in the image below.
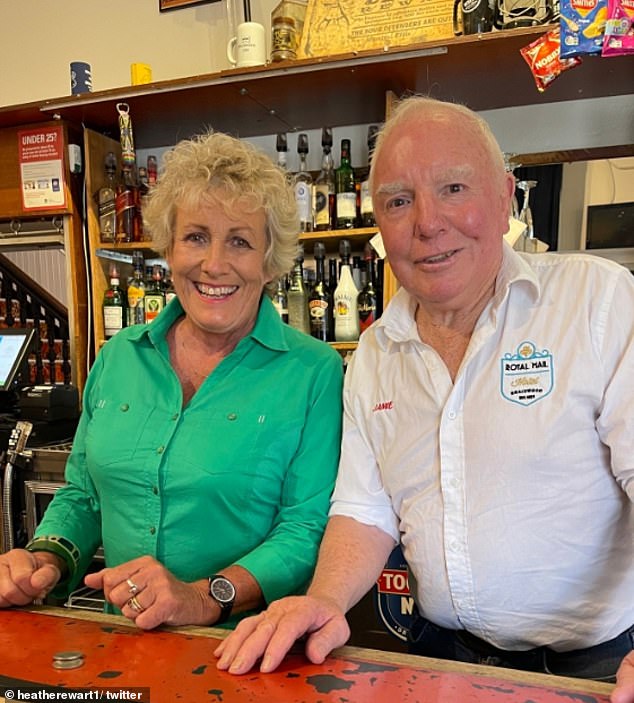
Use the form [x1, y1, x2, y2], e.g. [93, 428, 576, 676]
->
[0, 132, 343, 629]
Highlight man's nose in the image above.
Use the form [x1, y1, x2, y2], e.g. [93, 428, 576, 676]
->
[413, 194, 443, 238]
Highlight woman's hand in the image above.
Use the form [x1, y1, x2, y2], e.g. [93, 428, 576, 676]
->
[612, 651, 634, 703]
[214, 594, 350, 675]
[0, 549, 62, 606]
[85, 555, 217, 629]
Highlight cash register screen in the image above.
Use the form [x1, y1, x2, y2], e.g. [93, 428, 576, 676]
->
[0, 327, 35, 391]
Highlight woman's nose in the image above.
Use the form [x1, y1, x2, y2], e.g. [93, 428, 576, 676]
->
[200, 240, 229, 274]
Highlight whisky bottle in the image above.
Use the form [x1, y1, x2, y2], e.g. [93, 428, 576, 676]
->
[335, 139, 356, 229]
[127, 251, 146, 326]
[287, 252, 310, 335]
[308, 242, 333, 342]
[103, 263, 126, 339]
[115, 170, 135, 243]
[146, 155, 158, 186]
[360, 125, 379, 227]
[314, 127, 335, 231]
[98, 152, 117, 243]
[358, 243, 378, 333]
[334, 239, 360, 342]
[272, 277, 289, 324]
[144, 264, 166, 323]
[294, 133, 313, 233]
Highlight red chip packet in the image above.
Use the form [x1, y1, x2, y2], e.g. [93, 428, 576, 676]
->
[520, 27, 583, 91]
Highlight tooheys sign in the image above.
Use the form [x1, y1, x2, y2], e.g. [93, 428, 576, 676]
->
[374, 545, 415, 641]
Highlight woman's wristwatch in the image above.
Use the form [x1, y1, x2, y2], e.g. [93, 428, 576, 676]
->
[208, 574, 236, 624]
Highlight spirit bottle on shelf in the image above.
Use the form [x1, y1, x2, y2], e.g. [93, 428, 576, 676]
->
[335, 139, 356, 230]
[115, 170, 135, 243]
[127, 251, 146, 326]
[287, 251, 310, 335]
[334, 239, 360, 342]
[308, 242, 333, 342]
[314, 127, 335, 231]
[146, 155, 158, 186]
[272, 276, 289, 324]
[103, 263, 126, 339]
[294, 133, 313, 233]
[360, 125, 380, 227]
[358, 243, 378, 333]
[144, 264, 166, 323]
[98, 152, 117, 243]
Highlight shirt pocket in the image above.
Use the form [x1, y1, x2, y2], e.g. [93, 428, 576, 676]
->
[84, 398, 154, 469]
[179, 408, 271, 477]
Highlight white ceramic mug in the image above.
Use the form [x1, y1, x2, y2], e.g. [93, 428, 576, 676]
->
[227, 22, 266, 68]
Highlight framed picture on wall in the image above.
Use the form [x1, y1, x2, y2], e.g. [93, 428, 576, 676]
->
[159, 0, 220, 11]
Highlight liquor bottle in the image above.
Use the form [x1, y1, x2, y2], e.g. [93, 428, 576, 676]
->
[308, 242, 333, 342]
[272, 277, 289, 324]
[333, 239, 360, 342]
[164, 268, 177, 305]
[358, 244, 378, 333]
[98, 152, 117, 243]
[335, 139, 356, 229]
[146, 155, 158, 186]
[360, 125, 380, 227]
[351, 255, 362, 290]
[276, 133, 289, 176]
[115, 170, 135, 243]
[144, 264, 166, 323]
[103, 263, 126, 339]
[286, 252, 310, 335]
[127, 251, 146, 326]
[375, 258, 384, 318]
[294, 133, 313, 233]
[314, 127, 335, 231]
[328, 257, 338, 296]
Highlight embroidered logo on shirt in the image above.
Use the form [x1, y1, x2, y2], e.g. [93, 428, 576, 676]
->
[372, 401, 394, 412]
[500, 341, 554, 406]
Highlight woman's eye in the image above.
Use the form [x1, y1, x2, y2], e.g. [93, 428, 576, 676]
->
[183, 231, 205, 243]
[231, 236, 252, 249]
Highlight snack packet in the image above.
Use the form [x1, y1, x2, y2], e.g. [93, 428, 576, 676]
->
[560, 0, 608, 57]
[602, 0, 634, 55]
[520, 28, 582, 92]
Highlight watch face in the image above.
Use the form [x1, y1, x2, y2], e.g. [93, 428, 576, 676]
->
[211, 577, 235, 604]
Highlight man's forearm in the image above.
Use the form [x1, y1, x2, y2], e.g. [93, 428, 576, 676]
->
[307, 515, 396, 613]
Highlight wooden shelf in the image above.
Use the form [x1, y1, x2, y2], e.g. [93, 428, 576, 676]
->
[1, 26, 632, 149]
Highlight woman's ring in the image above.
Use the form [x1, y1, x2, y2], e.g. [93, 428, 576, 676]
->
[127, 595, 145, 613]
[126, 578, 139, 595]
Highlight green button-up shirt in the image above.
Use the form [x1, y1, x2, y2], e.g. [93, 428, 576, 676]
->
[35, 295, 343, 611]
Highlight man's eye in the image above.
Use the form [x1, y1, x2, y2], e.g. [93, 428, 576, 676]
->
[386, 196, 408, 210]
[448, 183, 464, 194]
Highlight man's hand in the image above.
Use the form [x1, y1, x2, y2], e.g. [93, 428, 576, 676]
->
[0, 549, 62, 606]
[214, 594, 350, 675]
[85, 555, 215, 629]
[612, 651, 634, 703]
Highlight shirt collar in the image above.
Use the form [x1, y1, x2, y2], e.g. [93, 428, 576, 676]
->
[375, 241, 540, 348]
[128, 294, 289, 352]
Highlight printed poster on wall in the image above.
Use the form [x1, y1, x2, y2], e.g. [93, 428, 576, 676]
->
[18, 126, 66, 211]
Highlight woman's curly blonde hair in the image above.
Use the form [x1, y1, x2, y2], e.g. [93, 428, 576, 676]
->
[143, 131, 299, 291]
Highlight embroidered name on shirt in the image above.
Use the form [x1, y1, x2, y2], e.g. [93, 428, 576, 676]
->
[373, 401, 394, 412]
[500, 341, 554, 406]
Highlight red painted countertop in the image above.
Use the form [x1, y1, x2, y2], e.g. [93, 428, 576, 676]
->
[1, 607, 614, 703]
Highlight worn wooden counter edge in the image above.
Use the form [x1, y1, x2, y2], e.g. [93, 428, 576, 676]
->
[20, 605, 614, 696]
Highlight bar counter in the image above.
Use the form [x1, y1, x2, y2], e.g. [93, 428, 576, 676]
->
[1, 606, 614, 702]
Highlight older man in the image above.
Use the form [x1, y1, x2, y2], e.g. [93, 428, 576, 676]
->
[215, 97, 634, 700]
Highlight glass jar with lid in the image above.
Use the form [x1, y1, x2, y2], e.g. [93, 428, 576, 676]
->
[271, 15, 297, 62]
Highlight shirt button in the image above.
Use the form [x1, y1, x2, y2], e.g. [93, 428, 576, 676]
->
[149, 527, 156, 535]
[120, 404, 129, 412]
[227, 413, 237, 421]
[171, 413, 179, 421]
[448, 410, 457, 420]
[152, 486, 159, 495]
[157, 446, 165, 454]
[451, 477, 461, 488]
